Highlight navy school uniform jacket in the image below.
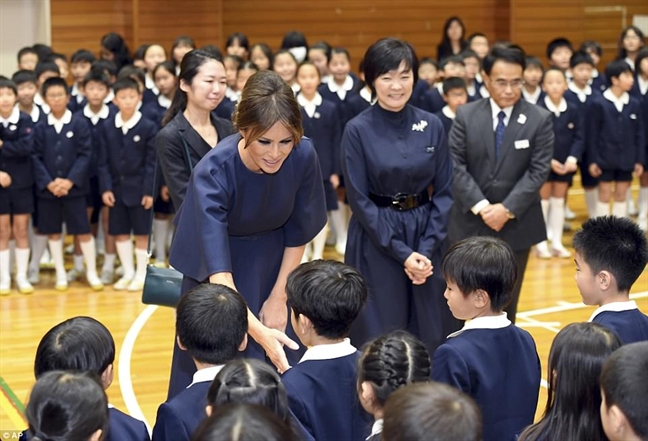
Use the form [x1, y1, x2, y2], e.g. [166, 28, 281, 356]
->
[419, 83, 446, 114]
[0, 108, 34, 190]
[630, 73, 647, 101]
[591, 70, 607, 94]
[431, 318, 541, 441]
[589, 302, 648, 344]
[75, 103, 117, 179]
[298, 95, 343, 179]
[68, 84, 87, 113]
[213, 98, 235, 121]
[347, 89, 372, 120]
[98, 112, 157, 206]
[537, 96, 585, 163]
[318, 75, 362, 126]
[152, 381, 210, 441]
[587, 91, 646, 171]
[410, 78, 430, 109]
[434, 107, 455, 137]
[32, 110, 92, 199]
[23, 103, 48, 127]
[564, 83, 601, 109]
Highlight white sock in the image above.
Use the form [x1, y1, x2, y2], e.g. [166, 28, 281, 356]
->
[311, 223, 328, 260]
[329, 205, 348, 247]
[596, 201, 610, 217]
[134, 248, 149, 283]
[153, 219, 169, 263]
[612, 201, 628, 218]
[541, 199, 550, 238]
[549, 197, 565, 249]
[48, 239, 66, 282]
[0, 250, 9, 286]
[8, 240, 15, 273]
[29, 235, 48, 271]
[73, 254, 85, 272]
[302, 242, 312, 263]
[79, 237, 98, 279]
[116, 240, 135, 280]
[585, 188, 598, 219]
[626, 188, 635, 209]
[638, 187, 648, 219]
[102, 253, 116, 272]
[15, 248, 30, 280]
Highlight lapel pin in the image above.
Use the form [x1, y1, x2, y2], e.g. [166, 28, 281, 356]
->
[517, 114, 527, 125]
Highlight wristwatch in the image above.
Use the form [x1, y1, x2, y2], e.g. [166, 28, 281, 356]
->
[505, 208, 515, 219]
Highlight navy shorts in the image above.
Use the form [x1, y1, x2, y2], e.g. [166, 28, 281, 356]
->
[109, 200, 150, 236]
[0, 187, 34, 215]
[86, 176, 103, 223]
[37, 196, 90, 235]
[579, 152, 598, 187]
[153, 196, 175, 215]
[599, 169, 633, 183]
[547, 171, 575, 183]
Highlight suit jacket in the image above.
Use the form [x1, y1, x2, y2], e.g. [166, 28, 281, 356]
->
[448, 98, 553, 250]
[156, 111, 236, 210]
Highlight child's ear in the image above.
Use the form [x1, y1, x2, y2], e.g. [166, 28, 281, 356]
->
[177, 336, 187, 351]
[205, 404, 213, 417]
[596, 270, 613, 291]
[238, 334, 248, 352]
[473, 289, 490, 309]
[606, 404, 627, 437]
[360, 381, 376, 405]
[101, 364, 114, 389]
[89, 429, 103, 441]
[298, 314, 313, 335]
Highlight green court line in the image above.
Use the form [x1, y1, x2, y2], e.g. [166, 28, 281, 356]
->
[0, 377, 25, 414]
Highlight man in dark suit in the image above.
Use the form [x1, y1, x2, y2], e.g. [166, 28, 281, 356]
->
[448, 44, 554, 323]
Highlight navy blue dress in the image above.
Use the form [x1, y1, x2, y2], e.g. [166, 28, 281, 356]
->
[341, 104, 459, 355]
[167, 134, 327, 398]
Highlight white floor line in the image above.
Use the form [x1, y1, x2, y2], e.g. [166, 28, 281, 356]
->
[119, 304, 159, 433]
[540, 379, 549, 389]
[516, 322, 561, 328]
[518, 292, 648, 318]
[516, 315, 562, 333]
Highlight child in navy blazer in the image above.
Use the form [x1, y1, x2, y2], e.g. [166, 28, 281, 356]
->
[152, 284, 248, 441]
[420, 55, 466, 113]
[0, 78, 34, 295]
[318, 47, 361, 125]
[282, 260, 370, 441]
[547, 37, 573, 72]
[580, 40, 607, 93]
[68, 49, 95, 113]
[32, 77, 102, 291]
[98, 77, 156, 292]
[522, 57, 545, 104]
[434, 77, 468, 136]
[587, 60, 645, 218]
[31, 316, 149, 441]
[12, 70, 47, 126]
[431, 236, 541, 441]
[632, 49, 648, 229]
[573, 216, 648, 344]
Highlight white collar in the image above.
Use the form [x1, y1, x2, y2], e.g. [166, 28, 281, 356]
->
[588, 300, 639, 322]
[360, 87, 373, 103]
[480, 84, 491, 98]
[115, 111, 142, 134]
[544, 96, 567, 116]
[366, 419, 383, 440]
[187, 365, 224, 388]
[476, 72, 483, 83]
[225, 87, 238, 100]
[592, 69, 599, 79]
[298, 338, 356, 364]
[436, 82, 444, 94]
[489, 99, 514, 122]
[568, 82, 592, 99]
[47, 109, 72, 127]
[0, 107, 20, 127]
[291, 83, 301, 94]
[145, 75, 160, 95]
[104, 90, 115, 104]
[83, 104, 110, 125]
[321, 74, 332, 84]
[328, 75, 354, 93]
[603, 89, 629, 111]
[34, 93, 44, 106]
[297, 92, 323, 107]
[522, 86, 542, 103]
[441, 105, 456, 119]
[158, 94, 172, 109]
[624, 57, 635, 71]
[638, 75, 648, 95]
[26, 104, 41, 123]
[447, 312, 511, 338]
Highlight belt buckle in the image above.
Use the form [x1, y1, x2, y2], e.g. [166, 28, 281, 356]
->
[392, 193, 411, 211]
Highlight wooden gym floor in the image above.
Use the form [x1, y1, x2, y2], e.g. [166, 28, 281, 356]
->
[0, 186, 646, 435]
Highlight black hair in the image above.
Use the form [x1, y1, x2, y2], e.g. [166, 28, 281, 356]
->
[32, 44, 53, 62]
[524, 56, 543, 70]
[572, 216, 648, 292]
[0, 78, 18, 96]
[580, 40, 603, 57]
[329, 47, 351, 64]
[34, 316, 115, 379]
[133, 44, 150, 62]
[92, 59, 118, 78]
[383, 382, 482, 441]
[468, 32, 487, 44]
[226, 33, 250, 52]
[26, 371, 109, 441]
[238, 61, 259, 74]
[281, 31, 308, 50]
[600, 341, 648, 439]
[440, 55, 465, 69]
[34, 61, 60, 80]
[117, 65, 146, 91]
[286, 260, 367, 339]
[143, 43, 167, 64]
[164, 49, 225, 126]
[81, 68, 111, 89]
[100, 32, 132, 70]
[635, 48, 648, 76]
[438, 16, 468, 58]
[71, 49, 96, 65]
[461, 49, 480, 62]
[309, 41, 332, 62]
[17, 46, 38, 63]
[419, 57, 439, 69]
[543, 67, 566, 82]
[250, 43, 273, 69]
[225, 54, 244, 69]
[172, 35, 196, 52]
[273, 49, 297, 64]
[11, 70, 38, 86]
[112, 77, 141, 95]
[519, 323, 622, 441]
[442, 76, 467, 95]
[297, 60, 320, 78]
[482, 44, 526, 75]
[546, 37, 574, 59]
[207, 358, 288, 421]
[570, 50, 595, 69]
[618, 26, 646, 60]
[363, 37, 419, 98]
[153, 60, 177, 79]
[192, 403, 297, 441]
[41, 77, 69, 97]
[201, 45, 224, 60]
[358, 330, 431, 408]
[48, 53, 67, 63]
[176, 284, 248, 365]
[441, 236, 517, 312]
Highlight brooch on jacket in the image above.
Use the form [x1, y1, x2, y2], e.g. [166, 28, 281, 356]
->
[412, 120, 428, 132]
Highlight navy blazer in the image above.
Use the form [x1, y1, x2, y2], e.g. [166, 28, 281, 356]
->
[97, 114, 157, 206]
[142, 101, 166, 130]
[152, 381, 209, 441]
[593, 310, 648, 344]
[347, 93, 372, 120]
[299, 99, 343, 178]
[431, 325, 541, 441]
[434, 110, 454, 137]
[0, 111, 34, 189]
[591, 72, 608, 94]
[537, 99, 585, 162]
[32, 112, 92, 198]
[318, 77, 362, 126]
[75, 105, 118, 179]
[419, 86, 445, 114]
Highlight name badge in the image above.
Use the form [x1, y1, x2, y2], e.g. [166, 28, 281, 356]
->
[66, 131, 74, 138]
[517, 114, 527, 125]
[133, 135, 141, 142]
[630, 114, 637, 120]
[9, 124, 17, 131]
[515, 139, 530, 149]
[568, 122, 574, 129]
[314, 112, 321, 119]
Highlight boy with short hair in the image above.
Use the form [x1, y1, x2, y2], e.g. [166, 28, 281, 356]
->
[431, 236, 541, 441]
[435, 77, 468, 135]
[69, 49, 97, 112]
[600, 341, 648, 441]
[421, 56, 467, 114]
[48, 53, 69, 81]
[11, 70, 46, 125]
[461, 50, 486, 100]
[573, 216, 648, 344]
[282, 260, 369, 441]
[580, 40, 607, 92]
[17, 47, 38, 72]
[547, 37, 574, 71]
[33, 61, 60, 113]
[152, 283, 248, 441]
[522, 57, 545, 104]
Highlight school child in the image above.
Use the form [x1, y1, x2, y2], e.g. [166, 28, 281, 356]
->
[522, 57, 545, 104]
[547, 37, 574, 72]
[171, 35, 196, 75]
[69, 49, 96, 113]
[97, 77, 156, 291]
[0, 78, 34, 295]
[26, 371, 109, 441]
[318, 47, 362, 124]
[282, 260, 370, 441]
[518, 323, 622, 441]
[33, 61, 60, 113]
[118, 65, 156, 106]
[296, 62, 342, 261]
[347, 58, 373, 119]
[17, 46, 39, 71]
[418, 57, 439, 87]
[573, 216, 648, 344]
[600, 341, 648, 441]
[11, 70, 46, 125]
[152, 284, 248, 441]
[631, 48, 648, 100]
[32, 77, 102, 291]
[468, 32, 490, 60]
[249, 43, 273, 71]
[434, 77, 468, 136]
[308, 41, 332, 84]
[420, 55, 466, 114]
[280, 30, 309, 63]
[631, 49, 648, 229]
[223, 54, 243, 103]
[92, 60, 118, 103]
[587, 60, 645, 217]
[233, 61, 258, 103]
[100, 32, 132, 71]
[357, 331, 431, 441]
[382, 382, 482, 441]
[274, 50, 300, 94]
[534, 68, 584, 259]
[33, 316, 149, 440]
[143, 44, 167, 95]
[225, 32, 250, 59]
[461, 50, 486, 100]
[580, 40, 607, 92]
[49, 53, 69, 81]
[432, 236, 541, 441]
[618, 26, 645, 71]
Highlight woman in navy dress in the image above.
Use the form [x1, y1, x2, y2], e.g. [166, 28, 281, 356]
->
[342, 38, 459, 356]
[168, 70, 327, 399]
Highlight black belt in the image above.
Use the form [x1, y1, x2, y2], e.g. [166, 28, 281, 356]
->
[369, 190, 429, 211]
